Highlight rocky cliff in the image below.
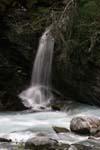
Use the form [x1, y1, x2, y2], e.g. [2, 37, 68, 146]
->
[0, 0, 100, 110]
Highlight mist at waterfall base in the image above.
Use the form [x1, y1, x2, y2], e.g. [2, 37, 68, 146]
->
[19, 28, 54, 111]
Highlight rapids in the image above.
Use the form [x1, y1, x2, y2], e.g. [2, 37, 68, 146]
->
[0, 102, 100, 144]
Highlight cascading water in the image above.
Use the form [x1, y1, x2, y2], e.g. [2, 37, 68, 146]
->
[19, 27, 54, 110]
[18, 1, 74, 111]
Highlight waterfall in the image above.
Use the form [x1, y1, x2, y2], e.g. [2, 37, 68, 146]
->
[19, 27, 54, 111]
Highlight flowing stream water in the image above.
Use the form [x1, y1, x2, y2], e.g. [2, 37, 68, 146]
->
[0, 103, 100, 144]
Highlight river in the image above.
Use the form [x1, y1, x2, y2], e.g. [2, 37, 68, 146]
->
[0, 102, 100, 145]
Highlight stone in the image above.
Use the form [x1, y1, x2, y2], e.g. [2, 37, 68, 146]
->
[53, 126, 69, 133]
[69, 144, 94, 150]
[25, 133, 58, 150]
[0, 138, 12, 142]
[25, 133, 70, 150]
[57, 143, 69, 150]
[70, 116, 100, 135]
[68, 145, 78, 150]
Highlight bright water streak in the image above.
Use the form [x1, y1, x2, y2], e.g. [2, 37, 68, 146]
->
[0, 103, 100, 144]
[31, 27, 54, 86]
[19, 27, 54, 110]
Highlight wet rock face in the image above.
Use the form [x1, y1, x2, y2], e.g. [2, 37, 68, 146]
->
[70, 116, 100, 136]
[53, 0, 100, 106]
[0, 0, 100, 110]
[25, 134, 58, 150]
[0, 7, 41, 110]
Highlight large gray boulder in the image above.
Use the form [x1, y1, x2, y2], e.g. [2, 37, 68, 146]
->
[70, 116, 100, 135]
[25, 133, 70, 150]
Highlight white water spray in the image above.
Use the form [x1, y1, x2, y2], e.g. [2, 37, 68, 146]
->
[19, 27, 54, 110]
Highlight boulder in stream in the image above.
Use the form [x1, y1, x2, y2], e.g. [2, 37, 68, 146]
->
[0, 138, 12, 142]
[53, 126, 69, 133]
[70, 116, 100, 136]
[25, 133, 58, 150]
[25, 133, 70, 150]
